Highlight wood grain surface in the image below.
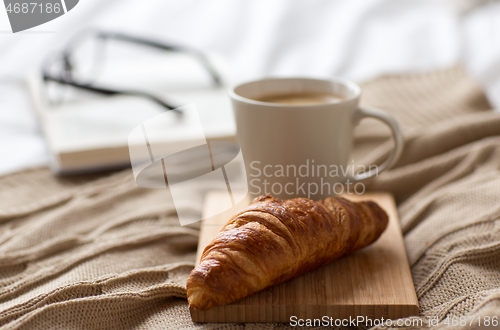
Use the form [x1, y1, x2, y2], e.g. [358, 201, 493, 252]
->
[190, 192, 419, 323]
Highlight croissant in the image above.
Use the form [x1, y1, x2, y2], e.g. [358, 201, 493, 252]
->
[187, 194, 388, 311]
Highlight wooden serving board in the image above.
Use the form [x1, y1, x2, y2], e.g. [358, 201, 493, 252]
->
[190, 192, 419, 323]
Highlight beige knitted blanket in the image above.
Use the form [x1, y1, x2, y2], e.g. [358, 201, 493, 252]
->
[1, 67, 499, 330]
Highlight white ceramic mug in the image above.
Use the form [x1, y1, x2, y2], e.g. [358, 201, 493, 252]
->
[230, 77, 403, 200]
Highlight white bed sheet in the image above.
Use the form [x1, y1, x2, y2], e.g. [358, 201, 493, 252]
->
[0, 0, 498, 176]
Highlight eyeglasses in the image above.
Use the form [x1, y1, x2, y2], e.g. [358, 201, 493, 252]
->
[42, 29, 223, 112]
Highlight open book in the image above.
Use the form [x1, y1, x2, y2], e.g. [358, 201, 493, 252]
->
[26, 55, 236, 174]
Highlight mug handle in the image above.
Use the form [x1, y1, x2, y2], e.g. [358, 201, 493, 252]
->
[349, 106, 404, 182]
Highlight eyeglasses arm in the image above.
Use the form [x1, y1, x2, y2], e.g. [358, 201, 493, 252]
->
[84, 31, 223, 87]
[43, 73, 183, 115]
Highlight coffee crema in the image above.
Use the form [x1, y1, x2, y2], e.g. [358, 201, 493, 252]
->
[256, 93, 344, 105]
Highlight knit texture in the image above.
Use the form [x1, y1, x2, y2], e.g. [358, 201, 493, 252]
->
[0, 66, 498, 330]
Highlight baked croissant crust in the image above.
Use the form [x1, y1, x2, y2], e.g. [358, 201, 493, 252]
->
[187, 194, 389, 311]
